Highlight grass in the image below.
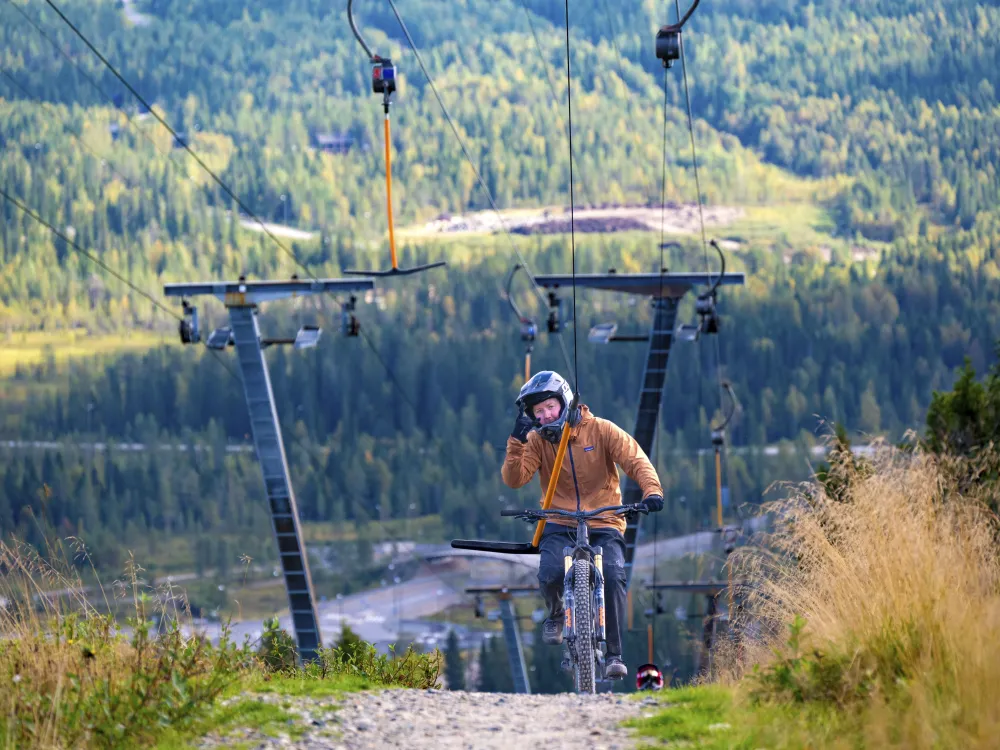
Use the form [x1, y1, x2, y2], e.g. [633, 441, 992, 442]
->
[0, 329, 172, 378]
[633, 440, 1000, 748]
[153, 673, 373, 750]
[0, 532, 442, 750]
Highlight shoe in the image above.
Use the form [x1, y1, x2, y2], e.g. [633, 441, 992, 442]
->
[542, 616, 564, 645]
[605, 655, 628, 680]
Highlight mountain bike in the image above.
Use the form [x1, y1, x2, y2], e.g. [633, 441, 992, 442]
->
[500, 503, 649, 694]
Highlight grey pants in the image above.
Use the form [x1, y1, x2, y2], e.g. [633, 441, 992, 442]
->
[537, 523, 628, 657]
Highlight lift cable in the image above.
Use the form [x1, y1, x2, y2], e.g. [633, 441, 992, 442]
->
[561, 0, 580, 394]
[1, 0, 177, 164]
[381, 0, 577, 388]
[38, 0, 427, 415]
[0, 186, 243, 384]
[40, 0, 316, 285]
[0, 68, 140, 192]
[669, 0, 737, 530]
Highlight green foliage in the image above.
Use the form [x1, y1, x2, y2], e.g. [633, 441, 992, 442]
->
[256, 616, 298, 673]
[443, 629, 465, 690]
[749, 616, 877, 707]
[1, 616, 251, 749]
[314, 638, 442, 690]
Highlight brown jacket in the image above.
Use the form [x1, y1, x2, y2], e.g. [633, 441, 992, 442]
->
[501, 404, 663, 534]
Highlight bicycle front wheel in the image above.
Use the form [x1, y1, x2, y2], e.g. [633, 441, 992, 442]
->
[572, 557, 596, 694]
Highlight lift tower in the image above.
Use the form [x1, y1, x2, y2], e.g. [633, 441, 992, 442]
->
[531, 270, 745, 587]
[166, 277, 375, 663]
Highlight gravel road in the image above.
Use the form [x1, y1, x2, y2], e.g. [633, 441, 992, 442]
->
[198, 688, 659, 749]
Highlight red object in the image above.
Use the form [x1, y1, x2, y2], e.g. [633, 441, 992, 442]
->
[636, 663, 664, 691]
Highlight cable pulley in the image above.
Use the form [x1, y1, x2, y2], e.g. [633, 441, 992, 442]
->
[340, 295, 361, 337]
[654, 0, 701, 68]
[179, 299, 201, 344]
[344, 0, 445, 278]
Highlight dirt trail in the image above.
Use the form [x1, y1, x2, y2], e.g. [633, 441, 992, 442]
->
[200, 688, 658, 749]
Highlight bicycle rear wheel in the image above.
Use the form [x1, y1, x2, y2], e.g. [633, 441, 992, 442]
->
[572, 557, 596, 694]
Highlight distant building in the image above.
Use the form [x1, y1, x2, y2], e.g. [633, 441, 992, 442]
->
[311, 130, 368, 154]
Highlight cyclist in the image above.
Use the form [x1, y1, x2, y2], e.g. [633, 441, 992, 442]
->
[501, 370, 664, 680]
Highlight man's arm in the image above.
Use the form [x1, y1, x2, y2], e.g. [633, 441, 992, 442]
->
[600, 420, 663, 499]
[501, 435, 542, 488]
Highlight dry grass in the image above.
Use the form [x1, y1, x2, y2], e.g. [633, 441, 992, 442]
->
[726, 439, 1000, 747]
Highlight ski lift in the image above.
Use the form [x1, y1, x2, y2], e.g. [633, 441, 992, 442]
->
[504, 264, 538, 380]
[676, 240, 727, 342]
[343, 0, 446, 278]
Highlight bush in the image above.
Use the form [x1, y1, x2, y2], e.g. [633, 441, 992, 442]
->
[733, 441, 1000, 745]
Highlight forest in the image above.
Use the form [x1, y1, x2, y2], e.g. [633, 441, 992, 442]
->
[1, 0, 998, 574]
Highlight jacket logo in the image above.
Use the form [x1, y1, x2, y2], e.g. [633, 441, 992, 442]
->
[584, 446, 595, 452]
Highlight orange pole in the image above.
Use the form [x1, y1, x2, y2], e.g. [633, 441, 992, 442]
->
[524, 351, 531, 383]
[714, 447, 723, 529]
[531, 423, 571, 547]
[647, 622, 654, 663]
[383, 114, 398, 270]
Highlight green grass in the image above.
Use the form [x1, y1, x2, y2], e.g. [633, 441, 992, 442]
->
[625, 685, 862, 750]
[153, 673, 372, 750]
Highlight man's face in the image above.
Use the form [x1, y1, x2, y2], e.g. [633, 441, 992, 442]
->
[532, 397, 562, 426]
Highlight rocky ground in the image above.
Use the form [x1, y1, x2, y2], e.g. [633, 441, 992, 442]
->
[197, 688, 661, 749]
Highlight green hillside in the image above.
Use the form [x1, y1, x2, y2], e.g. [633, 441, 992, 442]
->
[1, 0, 998, 572]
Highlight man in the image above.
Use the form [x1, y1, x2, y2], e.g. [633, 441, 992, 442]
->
[501, 370, 664, 680]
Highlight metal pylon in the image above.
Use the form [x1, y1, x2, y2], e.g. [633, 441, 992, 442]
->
[622, 297, 680, 587]
[229, 305, 321, 662]
[498, 595, 531, 694]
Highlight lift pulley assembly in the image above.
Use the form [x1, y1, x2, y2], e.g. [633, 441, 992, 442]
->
[340, 295, 361, 337]
[654, 0, 701, 68]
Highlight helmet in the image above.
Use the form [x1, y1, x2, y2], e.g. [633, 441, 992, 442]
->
[515, 370, 578, 444]
[636, 663, 664, 691]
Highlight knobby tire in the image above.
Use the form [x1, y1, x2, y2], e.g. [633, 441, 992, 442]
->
[572, 557, 596, 694]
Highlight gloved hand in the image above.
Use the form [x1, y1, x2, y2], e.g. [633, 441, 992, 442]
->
[511, 409, 535, 443]
[641, 494, 664, 513]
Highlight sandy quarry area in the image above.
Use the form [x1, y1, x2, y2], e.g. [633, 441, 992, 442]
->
[402, 203, 745, 238]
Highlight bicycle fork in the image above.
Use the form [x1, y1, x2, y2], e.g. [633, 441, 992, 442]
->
[561, 547, 607, 645]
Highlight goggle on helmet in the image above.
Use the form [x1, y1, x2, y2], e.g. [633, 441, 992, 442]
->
[515, 370, 579, 444]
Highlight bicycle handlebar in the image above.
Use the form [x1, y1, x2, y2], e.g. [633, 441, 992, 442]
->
[500, 503, 648, 520]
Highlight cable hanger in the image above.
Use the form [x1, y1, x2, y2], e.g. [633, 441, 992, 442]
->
[344, 0, 446, 277]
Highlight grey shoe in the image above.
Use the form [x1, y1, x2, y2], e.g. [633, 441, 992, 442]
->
[542, 616, 564, 645]
[605, 655, 628, 680]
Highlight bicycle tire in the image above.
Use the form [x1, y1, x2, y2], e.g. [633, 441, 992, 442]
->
[572, 557, 596, 694]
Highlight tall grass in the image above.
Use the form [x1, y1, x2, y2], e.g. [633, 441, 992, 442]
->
[0, 530, 440, 749]
[731, 440, 1000, 747]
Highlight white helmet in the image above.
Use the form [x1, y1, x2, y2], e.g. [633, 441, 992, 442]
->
[515, 370, 579, 443]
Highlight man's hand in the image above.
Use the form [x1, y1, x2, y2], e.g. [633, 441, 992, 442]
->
[511, 409, 535, 443]
[641, 494, 664, 513]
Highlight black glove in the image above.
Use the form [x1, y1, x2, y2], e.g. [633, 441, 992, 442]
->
[641, 494, 664, 513]
[511, 409, 535, 443]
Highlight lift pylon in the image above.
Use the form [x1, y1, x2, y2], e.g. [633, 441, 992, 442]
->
[467, 584, 539, 694]
[165, 276, 375, 663]
[530, 270, 745, 586]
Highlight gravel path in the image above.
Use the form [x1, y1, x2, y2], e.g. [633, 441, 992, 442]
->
[198, 689, 660, 749]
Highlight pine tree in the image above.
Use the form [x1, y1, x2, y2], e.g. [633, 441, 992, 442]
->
[444, 629, 465, 690]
